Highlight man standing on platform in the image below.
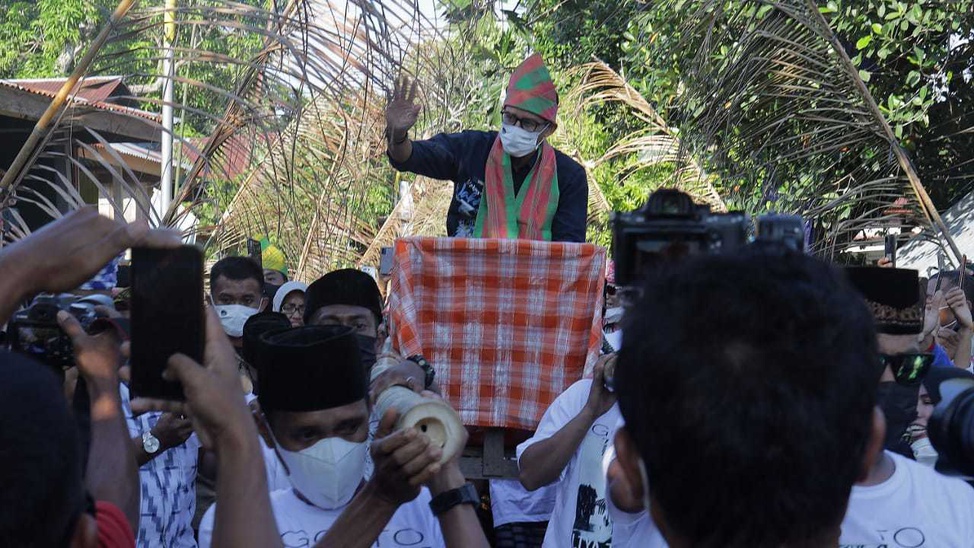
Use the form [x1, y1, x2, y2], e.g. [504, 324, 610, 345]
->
[385, 54, 588, 243]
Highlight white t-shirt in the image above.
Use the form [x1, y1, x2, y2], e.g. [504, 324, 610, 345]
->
[601, 450, 974, 548]
[517, 379, 622, 548]
[840, 451, 974, 547]
[489, 478, 557, 527]
[198, 487, 444, 548]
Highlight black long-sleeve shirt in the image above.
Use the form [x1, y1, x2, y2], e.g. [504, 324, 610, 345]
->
[389, 130, 588, 242]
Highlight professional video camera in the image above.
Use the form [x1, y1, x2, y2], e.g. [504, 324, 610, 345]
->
[929, 378, 974, 477]
[7, 294, 98, 371]
[611, 188, 804, 287]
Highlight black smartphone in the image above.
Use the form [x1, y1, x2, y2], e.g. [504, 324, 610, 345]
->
[247, 238, 262, 268]
[884, 234, 897, 268]
[130, 246, 204, 401]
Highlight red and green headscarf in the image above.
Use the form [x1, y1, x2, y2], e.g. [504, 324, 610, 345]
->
[475, 54, 561, 241]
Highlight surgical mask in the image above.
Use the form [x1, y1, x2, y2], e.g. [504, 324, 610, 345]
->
[911, 437, 938, 467]
[877, 381, 920, 451]
[277, 437, 368, 510]
[355, 334, 378, 372]
[500, 123, 543, 158]
[214, 304, 260, 338]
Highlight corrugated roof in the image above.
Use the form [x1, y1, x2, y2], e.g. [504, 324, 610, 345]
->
[8, 76, 127, 103]
[0, 78, 161, 122]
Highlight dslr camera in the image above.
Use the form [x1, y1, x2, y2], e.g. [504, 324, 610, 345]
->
[605, 189, 804, 390]
[7, 294, 98, 371]
[611, 188, 804, 287]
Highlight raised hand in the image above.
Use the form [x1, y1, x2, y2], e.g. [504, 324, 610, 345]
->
[945, 287, 972, 330]
[386, 76, 421, 137]
[921, 290, 946, 343]
[5, 207, 180, 296]
[585, 354, 619, 418]
[57, 311, 125, 387]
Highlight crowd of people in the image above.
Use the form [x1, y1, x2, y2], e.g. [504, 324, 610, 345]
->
[2, 52, 974, 548]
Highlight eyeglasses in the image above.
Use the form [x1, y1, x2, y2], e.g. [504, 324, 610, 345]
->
[879, 353, 934, 385]
[281, 303, 305, 315]
[502, 110, 549, 133]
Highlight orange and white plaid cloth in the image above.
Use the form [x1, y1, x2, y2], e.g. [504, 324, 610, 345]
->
[389, 237, 607, 431]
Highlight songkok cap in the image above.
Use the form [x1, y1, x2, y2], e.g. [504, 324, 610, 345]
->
[242, 311, 292, 368]
[505, 54, 559, 124]
[305, 269, 383, 324]
[256, 325, 366, 412]
[845, 267, 923, 334]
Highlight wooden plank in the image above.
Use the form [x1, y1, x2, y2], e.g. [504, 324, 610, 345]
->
[458, 429, 520, 480]
[483, 429, 519, 478]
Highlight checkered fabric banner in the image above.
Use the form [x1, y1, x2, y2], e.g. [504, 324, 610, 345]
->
[389, 237, 607, 430]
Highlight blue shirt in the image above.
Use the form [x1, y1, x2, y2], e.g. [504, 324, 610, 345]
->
[389, 130, 588, 242]
[931, 343, 954, 368]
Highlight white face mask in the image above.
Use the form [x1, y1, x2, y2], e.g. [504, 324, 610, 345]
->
[214, 304, 260, 338]
[911, 437, 939, 467]
[277, 437, 368, 510]
[500, 122, 544, 158]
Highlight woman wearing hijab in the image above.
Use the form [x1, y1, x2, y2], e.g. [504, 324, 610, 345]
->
[273, 281, 308, 327]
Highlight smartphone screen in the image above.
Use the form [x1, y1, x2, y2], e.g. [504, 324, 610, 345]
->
[247, 238, 262, 268]
[130, 246, 204, 400]
[884, 234, 897, 268]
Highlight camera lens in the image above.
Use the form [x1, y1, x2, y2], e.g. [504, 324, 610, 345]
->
[928, 379, 974, 477]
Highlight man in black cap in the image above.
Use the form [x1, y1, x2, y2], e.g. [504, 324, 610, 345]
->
[305, 268, 438, 394]
[197, 325, 480, 547]
[841, 267, 974, 546]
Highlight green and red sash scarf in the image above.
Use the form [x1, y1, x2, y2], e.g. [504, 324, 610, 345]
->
[474, 54, 561, 241]
[474, 139, 560, 241]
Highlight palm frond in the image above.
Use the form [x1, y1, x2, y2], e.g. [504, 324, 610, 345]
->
[565, 61, 727, 212]
[2, 0, 449, 278]
[650, 0, 963, 260]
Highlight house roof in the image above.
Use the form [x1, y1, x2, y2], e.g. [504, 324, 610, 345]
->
[0, 77, 160, 122]
[6, 76, 131, 103]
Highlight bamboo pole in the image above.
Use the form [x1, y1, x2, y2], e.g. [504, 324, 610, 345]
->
[0, 0, 139, 198]
[807, 0, 963, 264]
[159, 0, 177, 222]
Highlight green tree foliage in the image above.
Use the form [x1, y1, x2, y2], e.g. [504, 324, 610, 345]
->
[525, 0, 974, 213]
[0, 0, 115, 77]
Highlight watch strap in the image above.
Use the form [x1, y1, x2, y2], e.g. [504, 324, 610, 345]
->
[428, 483, 478, 516]
[407, 355, 435, 389]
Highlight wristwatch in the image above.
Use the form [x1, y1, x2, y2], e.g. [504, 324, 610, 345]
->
[142, 431, 161, 455]
[429, 483, 478, 516]
[406, 355, 436, 390]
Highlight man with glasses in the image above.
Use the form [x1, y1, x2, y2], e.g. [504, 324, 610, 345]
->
[385, 54, 587, 243]
[841, 267, 974, 547]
